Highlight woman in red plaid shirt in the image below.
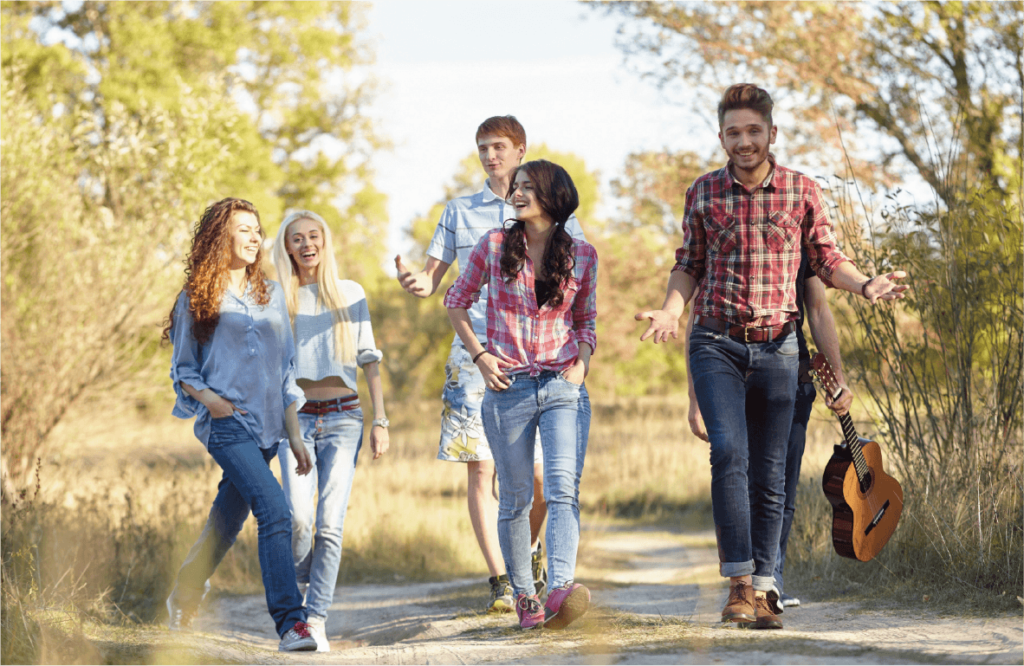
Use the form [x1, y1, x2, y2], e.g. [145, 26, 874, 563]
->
[445, 160, 598, 631]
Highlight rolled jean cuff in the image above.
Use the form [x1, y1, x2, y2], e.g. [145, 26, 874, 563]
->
[752, 574, 777, 592]
[720, 559, 754, 578]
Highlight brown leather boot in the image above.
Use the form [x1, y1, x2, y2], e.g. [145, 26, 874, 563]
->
[721, 580, 755, 624]
[750, 593, 783, 629]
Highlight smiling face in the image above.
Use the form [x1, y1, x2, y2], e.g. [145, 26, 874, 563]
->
[718, 108, 777, 178]
[508, 169, 553, 225]
[284, 217, 324, 278]
[228, 211, 262, 269]
[477, 134, 526, 183]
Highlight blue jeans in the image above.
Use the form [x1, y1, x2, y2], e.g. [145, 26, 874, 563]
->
[172, 417, 305, 637]
[481, 371, 591, 597]
[756, 380, 816, 595]
[689, 324, 798, 592]
[278, 408, 363, 619]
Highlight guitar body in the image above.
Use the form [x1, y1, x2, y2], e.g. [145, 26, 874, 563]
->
[821, 438, 904, 562]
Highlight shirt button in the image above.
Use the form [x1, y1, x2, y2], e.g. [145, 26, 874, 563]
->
[250, 349, 255, 355]
[247, 325, 252, 331]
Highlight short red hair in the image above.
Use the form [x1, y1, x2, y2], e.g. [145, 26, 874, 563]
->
[475, 115, 526, 148]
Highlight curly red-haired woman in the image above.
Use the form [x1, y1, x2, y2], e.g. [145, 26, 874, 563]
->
[162, 197, 317, 652]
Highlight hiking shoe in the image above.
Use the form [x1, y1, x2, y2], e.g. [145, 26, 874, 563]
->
[766, 587, 784, 615]
[487, 575, 514, 613]
[531, 541, 548, 598]
[780, 592, 801, 608]
[515, 594, 545, 629]
[747, 594, 783, 629]
[543, 582, 590, 630]
[721, 580, 755, 624]
[305, 615, 330, 652]
[278, 621, 318, 651]
[166, 579, 211, 631]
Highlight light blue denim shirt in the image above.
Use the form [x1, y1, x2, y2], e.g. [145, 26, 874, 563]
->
[293, 280, 383, 390]
[426, 182, 586, 348]
[169, 280, 305, 449]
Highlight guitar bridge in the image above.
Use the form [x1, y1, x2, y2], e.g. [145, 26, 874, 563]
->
[864, 500, 890, 535]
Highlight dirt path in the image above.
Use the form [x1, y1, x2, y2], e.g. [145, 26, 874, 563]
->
[148, 526, 1022, 664]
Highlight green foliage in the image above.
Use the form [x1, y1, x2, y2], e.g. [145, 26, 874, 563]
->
[0, 68, 243, 489]
[3, 0, 387, 260]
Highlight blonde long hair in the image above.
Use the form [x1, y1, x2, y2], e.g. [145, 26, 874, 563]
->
[272, 210, 355, 364]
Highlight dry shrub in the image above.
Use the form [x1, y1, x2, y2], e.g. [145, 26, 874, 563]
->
[786, 177, 1023, 607]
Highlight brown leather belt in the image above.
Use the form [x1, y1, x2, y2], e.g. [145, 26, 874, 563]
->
[299, 394, 359, 415]
[694, 315, 796, 343]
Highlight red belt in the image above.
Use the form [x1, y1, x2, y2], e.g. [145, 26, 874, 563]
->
[694, 315, 796, 343]
[299, 395, 359, 415]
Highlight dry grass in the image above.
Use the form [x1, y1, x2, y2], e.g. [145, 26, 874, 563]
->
[4, 391, 1019, 664]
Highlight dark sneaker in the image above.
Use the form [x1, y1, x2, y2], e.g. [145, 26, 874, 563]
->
[487, 575, 514, 613]
[780, 592, 801, 608]
[166, 580, 211, 631]
[745, 594, 783, 629]
[278, 621, 318, 651]
[531, 541, 548, 598]
[543, 582, 590, 630]
[721, 581, 755, 624]
[515, 593, 545, 629]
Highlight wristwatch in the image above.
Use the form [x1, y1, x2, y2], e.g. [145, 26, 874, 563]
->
[372, 417, 390, 429]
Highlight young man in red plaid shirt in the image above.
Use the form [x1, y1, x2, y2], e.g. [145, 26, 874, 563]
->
[636, 84, 909, 629]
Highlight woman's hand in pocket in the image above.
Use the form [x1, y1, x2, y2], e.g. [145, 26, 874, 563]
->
[561, 357, 588, 385]
[203, 392, 245, 419]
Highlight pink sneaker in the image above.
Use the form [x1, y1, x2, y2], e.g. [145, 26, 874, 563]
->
[543, 582, 590, 630]
[515, 593, 544, 629]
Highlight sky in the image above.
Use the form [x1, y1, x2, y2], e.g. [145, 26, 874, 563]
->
[365, 0, 718, 262]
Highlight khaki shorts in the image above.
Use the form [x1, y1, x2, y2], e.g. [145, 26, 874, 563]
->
[437, 344, 543, 464]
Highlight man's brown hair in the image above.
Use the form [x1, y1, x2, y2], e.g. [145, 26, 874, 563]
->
[717, 84, 774, 128]
[476, 115, 526, 148]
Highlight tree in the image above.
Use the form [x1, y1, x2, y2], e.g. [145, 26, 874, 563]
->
[0, 1, 389, 489]
[2, 1, 387, 252]
[0, 69, 243, 491]
[600, 1, 1023, 206]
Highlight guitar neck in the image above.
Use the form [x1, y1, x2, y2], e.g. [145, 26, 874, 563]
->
[837, 410, 870, 484]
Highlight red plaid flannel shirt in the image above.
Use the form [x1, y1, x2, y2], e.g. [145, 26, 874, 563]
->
[674, 156, 851, 327]
[444, 229, 598, 376]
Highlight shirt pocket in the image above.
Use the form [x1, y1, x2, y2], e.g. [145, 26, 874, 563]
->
[765, 210, 800, 252]
[560, 275, 581, 306]
[708, 210, 738, 256]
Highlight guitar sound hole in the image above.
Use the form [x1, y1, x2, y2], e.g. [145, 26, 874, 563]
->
[859, 471, 873, 494]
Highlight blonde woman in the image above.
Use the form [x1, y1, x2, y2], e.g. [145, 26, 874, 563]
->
[271, 210, 389, 652]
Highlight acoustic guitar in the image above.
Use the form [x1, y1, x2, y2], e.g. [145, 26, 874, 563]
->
[812, 353, 903, 562]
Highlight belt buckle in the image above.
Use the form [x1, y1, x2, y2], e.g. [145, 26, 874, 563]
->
[744, 326, 753, 343]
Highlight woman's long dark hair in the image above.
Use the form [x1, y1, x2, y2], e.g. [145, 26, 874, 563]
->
[500, 160, 579, 307]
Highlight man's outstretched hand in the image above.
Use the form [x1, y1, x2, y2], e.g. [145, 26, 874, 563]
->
[635, 309, 680, 344]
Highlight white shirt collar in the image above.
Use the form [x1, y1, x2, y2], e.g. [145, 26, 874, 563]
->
[480, 181, 503, 204]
